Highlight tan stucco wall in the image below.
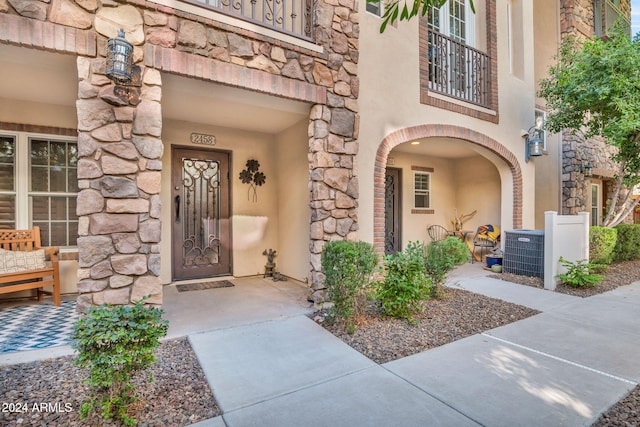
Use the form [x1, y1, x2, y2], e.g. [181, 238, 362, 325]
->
[534, 0, 562, 228]
[275, 119, 311, 283]
[0, 98, 77, 131]
[357, 0, 539, 249]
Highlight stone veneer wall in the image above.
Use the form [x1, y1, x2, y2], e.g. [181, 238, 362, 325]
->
[0, 0, 359, 304]
[559, 0, 632, 220]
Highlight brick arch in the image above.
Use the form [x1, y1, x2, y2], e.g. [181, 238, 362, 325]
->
[374, 124, 523, 255]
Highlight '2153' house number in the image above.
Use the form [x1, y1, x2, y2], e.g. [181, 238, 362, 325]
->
[190, 133, 216, 145]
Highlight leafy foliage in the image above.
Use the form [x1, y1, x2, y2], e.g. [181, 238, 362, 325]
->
[613, 224, 640, 261]
[589, 226, 618, 264]
[538, 25, 640, 226]
[72, 300, 169, 426]
[424, 237, 469, 297]
[556, 257, 604, 288]
[321, 240, 378, 332]
[370, 0, 474, 33]
[377, 241, 431, 320]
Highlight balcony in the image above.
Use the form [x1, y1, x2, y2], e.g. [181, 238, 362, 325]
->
[594, 0, 631, 38]
[426, 29, 491, 108]
[186, 0, 314, 41]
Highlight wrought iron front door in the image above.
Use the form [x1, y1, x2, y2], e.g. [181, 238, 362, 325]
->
[384, 167, 402, 255]
[172, 147, 231, 280]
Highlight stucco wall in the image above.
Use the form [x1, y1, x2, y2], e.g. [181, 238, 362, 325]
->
[275, 119, 311, 283]
[357, 0, 538, 251]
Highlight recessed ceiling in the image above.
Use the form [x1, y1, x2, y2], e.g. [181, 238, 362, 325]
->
[0, 44, 77, 107]
[162, 74, 310, 134]
[392, 137, 481, 159]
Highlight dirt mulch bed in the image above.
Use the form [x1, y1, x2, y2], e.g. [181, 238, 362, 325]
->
[490, 259, 640, 298]
[315, 287, 540, 365]
[0, 338, 219, 427]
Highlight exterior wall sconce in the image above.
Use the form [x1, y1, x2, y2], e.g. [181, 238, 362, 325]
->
[106, 29, 133, 85]
[524, 115, 545, 163]
[581, 162, 593, 177]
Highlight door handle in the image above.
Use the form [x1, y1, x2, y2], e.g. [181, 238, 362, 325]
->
[175, 195, 180, 223]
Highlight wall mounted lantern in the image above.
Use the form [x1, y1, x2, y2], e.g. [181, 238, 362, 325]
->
[581, 162, 593, 177]
[524, 115, 545, 163]
[106, 29, 133, 85]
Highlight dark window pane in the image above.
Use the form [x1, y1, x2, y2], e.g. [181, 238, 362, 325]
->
[32, 196, 49, 220]
[68, 197, 77, 220]
[68, 222, 78, 246]
[31, 140, 49, 166]
[50, 222, 67, 247]
[68, 144, 78, 166]
[31, 167, 49, 191]
[0, 195, 15, 221]
[50, 198, 67, 220]
[0, 164, 14, 191]
[50, 141, 67, 166]
[50, 168, 66, 192]
[0, 136, 15, 164]
[67, 168, 78, 192]
[33, 222, 50, 247]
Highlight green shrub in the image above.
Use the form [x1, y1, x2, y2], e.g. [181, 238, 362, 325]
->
[424, 237, 469, 297]
[589, 226, 617, 264]
[556, 257, 604, 288]
[613, 224, 640, 261]
[321, 240, 378, 332]
[72, 299, 169, 426]
[377, 241, 431, 320]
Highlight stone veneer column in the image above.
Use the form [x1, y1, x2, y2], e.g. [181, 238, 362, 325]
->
[307, 0, 360, 301]
[75, 52, 163, 312]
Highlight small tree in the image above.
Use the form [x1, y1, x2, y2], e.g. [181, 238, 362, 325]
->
[539, 26, 640, 227]
[370, 0, 474, 32]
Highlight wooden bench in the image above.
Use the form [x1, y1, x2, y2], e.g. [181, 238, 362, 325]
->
[0, 227, 61, 306]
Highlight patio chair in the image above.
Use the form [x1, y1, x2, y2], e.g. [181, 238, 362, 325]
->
[471, 225, 500, 264]
[427, 225, 449, 242]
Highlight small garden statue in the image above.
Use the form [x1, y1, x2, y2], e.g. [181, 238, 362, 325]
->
[451, 209, 477, 231]
[263, 248, 276, 278]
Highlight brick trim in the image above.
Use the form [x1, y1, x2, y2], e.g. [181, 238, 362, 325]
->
[145, 45, 327, 105]
[411, 209, 435, 214]
[411, 166, 434, 172]
[418, 0, 499, 123]
[373, 124, 523, 256]
[0, 122, 77, 136]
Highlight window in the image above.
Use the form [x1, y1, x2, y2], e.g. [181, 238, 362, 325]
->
[366, 0, 383, 17]
[414, 172, 431, 209]
[428, 0, 475, 46]
[0, 132, 78, 247]
[591, 183, 601, 226]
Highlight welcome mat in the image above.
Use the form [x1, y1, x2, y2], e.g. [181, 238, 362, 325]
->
[176, 280, 235, 293]
[0, 300, 78, 354]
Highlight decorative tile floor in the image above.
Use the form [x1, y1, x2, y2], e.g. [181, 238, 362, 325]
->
[0, 300, 78, 354]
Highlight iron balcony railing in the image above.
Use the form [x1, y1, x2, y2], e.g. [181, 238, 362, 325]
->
[427, 28, 491, 108]
[594, 0, 631, 38]
[187, 0, 314, 41]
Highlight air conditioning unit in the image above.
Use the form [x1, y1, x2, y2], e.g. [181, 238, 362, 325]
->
[503, 230, 544, 278]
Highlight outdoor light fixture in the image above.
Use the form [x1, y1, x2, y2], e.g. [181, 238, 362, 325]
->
[581, 162, 593, 177]
[106, 28, 133, 85]
[524, 115, 545, 163]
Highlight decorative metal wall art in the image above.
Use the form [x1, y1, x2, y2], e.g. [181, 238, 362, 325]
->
[239, 159, 266, 202]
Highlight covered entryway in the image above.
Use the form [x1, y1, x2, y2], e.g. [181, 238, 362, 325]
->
[373, 125, 523, 256]
[171, 146, 231, 280]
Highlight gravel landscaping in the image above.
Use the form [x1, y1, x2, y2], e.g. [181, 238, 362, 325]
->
[1, 260, 639, 426]
[0, 338, 219, 427]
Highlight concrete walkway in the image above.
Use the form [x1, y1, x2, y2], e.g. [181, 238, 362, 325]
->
[189, 273, 640, 427]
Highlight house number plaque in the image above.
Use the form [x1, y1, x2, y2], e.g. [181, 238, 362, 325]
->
[190, 133, 216, 146]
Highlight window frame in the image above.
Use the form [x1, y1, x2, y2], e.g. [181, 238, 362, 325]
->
[0, 131, 78, 248]
[591, 183, 601, 227]
[413, 170, 432, 210]
[366, 0, 384, 17]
